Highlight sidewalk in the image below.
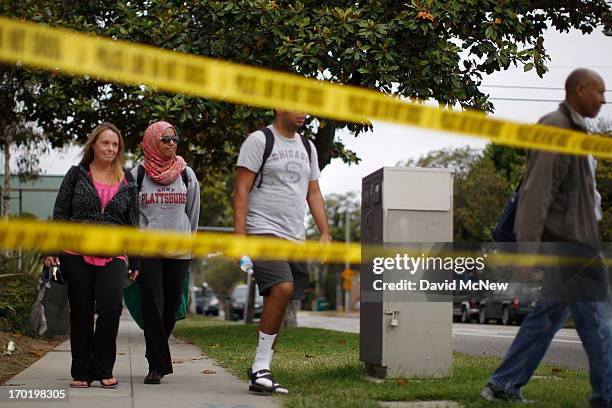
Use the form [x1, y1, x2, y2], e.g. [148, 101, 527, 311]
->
[0, 314, 280, 408]
[298, 310, 359, 318]
[297, 311, 360, 333]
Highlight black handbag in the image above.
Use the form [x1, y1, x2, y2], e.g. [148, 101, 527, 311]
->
[29, 265, 68, 335]
[42, 265, 66, 285]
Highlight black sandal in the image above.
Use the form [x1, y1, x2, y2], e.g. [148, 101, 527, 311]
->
[247, 368, 288, 394]
[99, 378, 119, 389]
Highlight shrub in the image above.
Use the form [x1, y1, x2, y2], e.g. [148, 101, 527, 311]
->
[0, 274, 39, 335]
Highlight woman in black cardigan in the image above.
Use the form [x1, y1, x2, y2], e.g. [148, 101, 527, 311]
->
[43, 122, 140, 389]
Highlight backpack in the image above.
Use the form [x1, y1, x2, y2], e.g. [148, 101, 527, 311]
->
[136, 164, 189, 192]
[493, 192, 519, 242]
[493, 177, 523, 243]
[254, 127, 313, 189]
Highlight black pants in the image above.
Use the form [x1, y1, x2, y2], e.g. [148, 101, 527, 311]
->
[138, 258, 189, 375]
[60, 255, 125, 381]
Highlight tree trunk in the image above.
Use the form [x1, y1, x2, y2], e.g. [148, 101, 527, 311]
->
[2, 126, 11, 219]
[282, 300, 300, 327]
[313, 124, 336, 171]
[188, 262, 196, 315]
[336, 268, 343, 311]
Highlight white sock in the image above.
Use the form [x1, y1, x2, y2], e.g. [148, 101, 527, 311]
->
[252, 331, 276, 373]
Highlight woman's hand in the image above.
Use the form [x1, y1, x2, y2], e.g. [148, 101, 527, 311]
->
[43, 256, 60, 267]
[128, 269, 139, 281]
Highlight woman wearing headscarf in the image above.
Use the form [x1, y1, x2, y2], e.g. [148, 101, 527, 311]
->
[43, 122, 140, 389]
[131, 121, 200, 384]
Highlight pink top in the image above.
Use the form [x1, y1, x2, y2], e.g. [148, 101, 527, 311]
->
[65, 176, 127, 266]
[94, 178, 121, 209]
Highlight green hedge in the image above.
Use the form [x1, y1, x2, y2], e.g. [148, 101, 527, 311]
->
[0, 274, 39, 335]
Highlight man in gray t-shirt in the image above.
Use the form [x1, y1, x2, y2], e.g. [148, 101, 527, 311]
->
[233, 110, 330, 394]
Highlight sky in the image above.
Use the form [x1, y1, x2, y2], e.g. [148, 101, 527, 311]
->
[317, 27, 612, 196]
[12, 25, 612, 197]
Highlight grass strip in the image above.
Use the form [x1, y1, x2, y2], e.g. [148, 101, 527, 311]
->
[175, 316, 590, 407]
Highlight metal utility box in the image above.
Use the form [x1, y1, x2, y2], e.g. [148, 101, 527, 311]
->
[360, 167, 453, 378]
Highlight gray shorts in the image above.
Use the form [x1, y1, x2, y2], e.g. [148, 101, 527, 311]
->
[252, 260, 309, 300]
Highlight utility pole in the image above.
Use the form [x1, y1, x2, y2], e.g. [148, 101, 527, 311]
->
[344, 209, 350, 312]
[2, 127, 12, 218]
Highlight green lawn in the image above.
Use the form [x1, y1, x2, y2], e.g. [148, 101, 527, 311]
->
[174, 316, 590, 407]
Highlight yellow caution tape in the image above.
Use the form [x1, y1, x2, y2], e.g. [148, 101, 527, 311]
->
[0, 219, 362, 264]
[1, 219, 607, 269]
[0, 17, 610, 158]
[0, 18, 610, 264]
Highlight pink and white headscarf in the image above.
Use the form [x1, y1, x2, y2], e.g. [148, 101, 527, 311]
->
[142, 121, 186, 186]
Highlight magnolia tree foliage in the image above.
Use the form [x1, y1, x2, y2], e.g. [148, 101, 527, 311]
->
[0, 66, 49, 216]
[1, 1, 610, 223]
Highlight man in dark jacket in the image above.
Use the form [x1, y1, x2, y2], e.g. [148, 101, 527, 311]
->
[481, 69, 611, 407]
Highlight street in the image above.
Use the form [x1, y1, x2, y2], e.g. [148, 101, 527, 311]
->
[297, 312, 588, 370]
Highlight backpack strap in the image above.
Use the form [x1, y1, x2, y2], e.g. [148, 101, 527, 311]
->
[300, 135, 312, 163]
[136, 164, 145, 192]
[137, 164, 190, 191]
[118, 169, 135, 189]
[254, 128, 275, 189]
[125, 169, 135, 184]
[181, 168, 189, 188]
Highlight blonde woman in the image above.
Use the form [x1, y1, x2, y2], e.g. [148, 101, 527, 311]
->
[43, 122, 140, 389]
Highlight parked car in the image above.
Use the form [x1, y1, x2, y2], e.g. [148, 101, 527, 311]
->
[479, 283, 540, 325]
[226, 284, 263, 321]
[452, 291, 482, 323]
[195, 286, 220, 316]
[452, 274, 490, 323]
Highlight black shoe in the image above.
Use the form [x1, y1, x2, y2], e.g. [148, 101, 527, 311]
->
[144, 371, 162, 385]
[247, 368, 288, 394]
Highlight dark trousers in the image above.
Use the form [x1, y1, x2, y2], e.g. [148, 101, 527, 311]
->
[60, 255, 125, 381]
[138, 258, 189, 375]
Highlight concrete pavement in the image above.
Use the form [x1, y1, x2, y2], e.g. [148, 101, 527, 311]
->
[298, 311, 359, 333]
[0, 314, 280, 408]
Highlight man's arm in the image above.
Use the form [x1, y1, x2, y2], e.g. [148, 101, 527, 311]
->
[306, 180, 330, 242]
[233, 167, 257, 235]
